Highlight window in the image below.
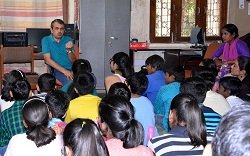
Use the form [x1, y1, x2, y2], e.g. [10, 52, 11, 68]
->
[150, 0, 228, 43]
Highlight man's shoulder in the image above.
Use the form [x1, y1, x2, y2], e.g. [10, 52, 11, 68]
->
[42, 34, 52, 41]
[62, 35, 73, 42]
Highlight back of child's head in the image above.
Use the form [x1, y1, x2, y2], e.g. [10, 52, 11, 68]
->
[108, 82, 131, 100]
[37, 73, 56, 93]
[145, 54, 165, 71]
[72, 59, 92, 76]
[73, 72, 95, 95]
[219, 76, 242, 96]
[165, 65, 185, 82]
[63, 118, 109, 156]
[192, 66, 216, 90]
[45, 90, 70, 120]
[99, 95, 144, 148]
[1, 69, 26, 101]
[180, 77, 207, 103]
[112, 52, 134, 78]
[11, 78, 31, 100]
[171, 93, 207, 147]
[22, 97, 56, 147]
[126, 72, 148, 95]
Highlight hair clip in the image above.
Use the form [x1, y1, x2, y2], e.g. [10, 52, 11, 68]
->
[22, 97, 45, 109]
[82, 121, 86, 128]
[16, 69, 24, 78]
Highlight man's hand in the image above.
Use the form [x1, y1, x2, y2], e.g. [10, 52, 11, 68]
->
[65, 41, 73, 51]
[63, 69, 73, 80]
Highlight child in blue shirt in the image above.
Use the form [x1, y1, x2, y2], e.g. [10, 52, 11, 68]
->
[143, 55, 165, 104]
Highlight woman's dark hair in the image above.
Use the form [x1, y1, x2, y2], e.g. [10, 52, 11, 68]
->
[108, 82, 131, 100]
[222, 24, 239, 38]
[238, 56, 250, 72]
[1, 69, 26, 101]
[126, 72, 148, 95]
[72, 59, 92, 76]
[63, 118, 109, 156]
[145, 55, 165, 71]
[22, 97, 56, 147]
[112, 52, 134, 78]
[171, 93, 207, 147]
[99, 95, 144, 148]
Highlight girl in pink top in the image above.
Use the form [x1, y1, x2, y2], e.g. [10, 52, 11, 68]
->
[105, 52, 134, 92]
[98, 95, 154, 156]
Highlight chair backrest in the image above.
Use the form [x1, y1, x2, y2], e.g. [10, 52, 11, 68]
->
[0, 46, 35, 92]
[203, 42, 221, 59]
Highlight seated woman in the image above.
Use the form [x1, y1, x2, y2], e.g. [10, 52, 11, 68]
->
[148, 93, 211, 156]
[98, 95, 153, 156]
[231, 56, 250, 101]
[212, 24, 250, 66]
[4, 97, 63, 156]
[63, 118, 109, 156]
[105, 52, 134, 92]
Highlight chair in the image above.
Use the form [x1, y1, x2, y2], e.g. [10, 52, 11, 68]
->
[0, 45, 39, 92]
[203, 42, 221, 59]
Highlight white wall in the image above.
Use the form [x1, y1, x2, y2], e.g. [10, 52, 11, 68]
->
[130, 0, 150, 42]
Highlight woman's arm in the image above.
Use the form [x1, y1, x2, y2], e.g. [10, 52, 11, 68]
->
[212, 43, 224, 59]
[236, 40, 250, 57]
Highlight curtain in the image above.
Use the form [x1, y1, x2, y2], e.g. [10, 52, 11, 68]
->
[0, 0, 63, 32]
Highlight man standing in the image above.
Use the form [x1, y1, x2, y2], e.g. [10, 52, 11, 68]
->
[42, 19, 76, 85]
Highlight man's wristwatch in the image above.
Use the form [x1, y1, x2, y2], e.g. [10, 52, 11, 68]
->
[67, 50, 73, 54]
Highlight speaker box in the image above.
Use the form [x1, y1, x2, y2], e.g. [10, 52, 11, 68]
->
[2, 32, 27, 47]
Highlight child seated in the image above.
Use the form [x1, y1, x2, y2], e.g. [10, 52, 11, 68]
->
[65, 72, 101, 123]
[127, 72, 158, 145]
[148, 93, 211, 155]
[154, 65, 184, 131]
[143, 55, 165, 103]
[63, 118, 109, 156]
[0, 78, 31, 155]
[45, 90, 70, 129]
[61, 59, 97, 99]
[218, 76, 245, 107]
[4, 97, 63, 156]
[36, 73, 56, 99]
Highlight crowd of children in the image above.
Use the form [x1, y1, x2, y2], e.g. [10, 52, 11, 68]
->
[0, 24, 250, 155]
